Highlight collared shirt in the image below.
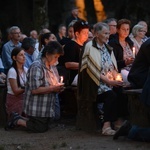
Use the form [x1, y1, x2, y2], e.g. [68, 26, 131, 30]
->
[24, 52, 33, 68]
[24, 59, 59, 117]
[2, 40, 21, 70]
[97, 44, 115, 95]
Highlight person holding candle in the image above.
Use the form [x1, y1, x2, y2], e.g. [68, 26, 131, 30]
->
[113, 38, 150, 142]
[108, 19, 135, 86]
[108, 19, 134, 73]
[58, 20, 89, 86]
[130, 24, 147, 56]
[77, 22, 123, 135]
[6, 41, 64, 133]
[108, 19, 134, 123]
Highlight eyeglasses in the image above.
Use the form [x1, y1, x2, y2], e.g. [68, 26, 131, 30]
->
[109, 25, 117, 27]
[139, 30, 147, 33]
[12, 32, 21, 35]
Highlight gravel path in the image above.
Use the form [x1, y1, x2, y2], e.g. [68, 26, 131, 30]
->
[0, 119, 150, 150]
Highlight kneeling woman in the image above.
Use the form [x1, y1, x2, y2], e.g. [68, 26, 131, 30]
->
[7, 41, 64, 133]
[6, 47, 28, 119]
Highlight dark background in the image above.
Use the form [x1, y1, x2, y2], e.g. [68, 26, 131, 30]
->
[0, 0, 150, 42]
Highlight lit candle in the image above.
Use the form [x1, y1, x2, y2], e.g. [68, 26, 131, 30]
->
[115, 73, 122, 81]
[60, 76, 63, 83]
[132, 47, 135, 58]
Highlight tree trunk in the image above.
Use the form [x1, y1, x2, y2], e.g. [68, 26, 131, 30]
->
[33, 0, 49, 32]
[84, 0, 97, 24]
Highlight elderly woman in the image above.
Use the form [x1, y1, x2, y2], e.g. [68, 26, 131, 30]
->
[130, 24, 147, 55]
[6, 41, 64, 133]
[77, 22, 123, 135]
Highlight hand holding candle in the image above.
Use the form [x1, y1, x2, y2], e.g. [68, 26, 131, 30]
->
[115, 73, 123, 82]
[132, 47, 135, 58]
[60, 76, 63, 84]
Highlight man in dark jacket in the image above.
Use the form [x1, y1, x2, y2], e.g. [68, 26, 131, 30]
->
[113, 38, 150, 142]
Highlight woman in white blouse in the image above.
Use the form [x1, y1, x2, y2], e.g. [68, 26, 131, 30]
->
[6, 47, 28, 119]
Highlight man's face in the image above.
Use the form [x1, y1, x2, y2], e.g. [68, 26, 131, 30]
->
[60, 26, 66, 37]
[72, 9, 78, 17]
[10, 29, 21, 41]
[108, 21, 117, 35]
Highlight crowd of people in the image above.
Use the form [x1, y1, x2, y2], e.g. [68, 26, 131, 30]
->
[0, 6, 150, 142]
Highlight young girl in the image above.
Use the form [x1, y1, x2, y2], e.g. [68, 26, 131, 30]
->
[6, 47, 28, 119]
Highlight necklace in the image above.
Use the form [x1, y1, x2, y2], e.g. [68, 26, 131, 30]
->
[120, 41, 127, 49]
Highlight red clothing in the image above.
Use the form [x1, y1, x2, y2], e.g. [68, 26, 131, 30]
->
[6, 93, 24, 118]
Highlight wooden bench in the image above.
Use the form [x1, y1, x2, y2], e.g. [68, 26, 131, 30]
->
[123, 88, 150, 127]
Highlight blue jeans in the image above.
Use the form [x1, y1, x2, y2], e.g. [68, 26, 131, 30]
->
[128, 125, 150, 142]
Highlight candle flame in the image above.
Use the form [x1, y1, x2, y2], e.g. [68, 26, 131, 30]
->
[115, 73, 122, 81]
[60, 76, 63, 83]
[132, 47, 135, 58]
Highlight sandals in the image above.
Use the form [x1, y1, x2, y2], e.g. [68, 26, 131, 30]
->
[102, 127, 116, 136]
[5, 112, 24, 131]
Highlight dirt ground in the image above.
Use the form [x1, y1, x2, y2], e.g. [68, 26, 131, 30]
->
[0, 117, 150, 150]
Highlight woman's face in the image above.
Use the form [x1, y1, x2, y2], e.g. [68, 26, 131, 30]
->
[46, 53, 60, 65]
[68, 27, 74, 39]
[75, 28, 89, 44]
[96, 26, 110, 45]
[117, 24, 130, 39]
[137, 27, 147, 39]
[49, 34, 57, 41]
[45, 34, 57, 45]
[13, 50, 25, 65]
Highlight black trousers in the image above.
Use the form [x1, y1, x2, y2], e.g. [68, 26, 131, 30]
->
[113, 87, 129, 119]
[26, 116, 49, 133]
[96, 90, 117, 122]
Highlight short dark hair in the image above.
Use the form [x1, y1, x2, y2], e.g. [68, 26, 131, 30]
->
[73, 20, 89, 33]
[21, 37, 36, 50]
[41, 41, 64, 57]
[103, 18, 117, 24]
[117, 19, 131, 29]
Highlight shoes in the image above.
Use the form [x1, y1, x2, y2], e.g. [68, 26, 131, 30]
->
[102, 127, 116, 136]
[5, 112, 23, 131]
[114, 125, 121, 131]
[113, 120, 132, 140]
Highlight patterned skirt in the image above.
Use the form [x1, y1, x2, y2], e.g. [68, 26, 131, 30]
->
[6, 93, 24, 118]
